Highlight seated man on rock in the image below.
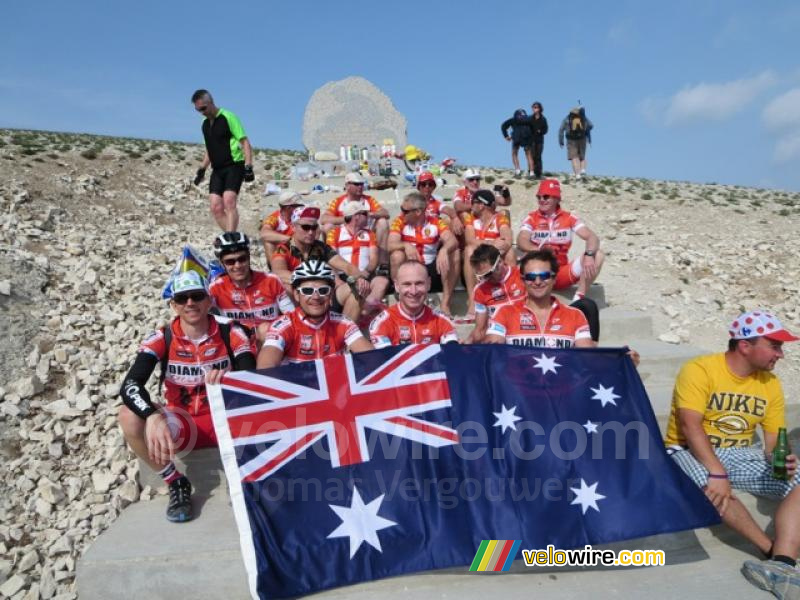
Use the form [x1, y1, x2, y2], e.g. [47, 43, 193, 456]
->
[259, 190, 302, 265]
[118, 271, 256, 522]
[208, 231, 294, 343]
[271, 205, 371, 322]
[320, 172, 391, 267]
[257, 260, 373, 367]
[325, 200, 390, 323]
[463, 189, 515, 318]
[387, 192, 459, 316]
[664, 311, 800, 598]
[516, 178, 603, 301]
[466, 244, 526, 344]
[485, 249, 594, 349]
[369, 259, 459, 348]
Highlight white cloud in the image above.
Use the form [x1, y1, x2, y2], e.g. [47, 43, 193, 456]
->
[773, 131, 800, 163]
[763, 88, 800, 131]
[641, 71, 778, 126]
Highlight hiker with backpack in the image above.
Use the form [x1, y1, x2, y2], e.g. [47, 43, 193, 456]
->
[501, 109, 535, 178]
[118, 270, 256, 523]
[558, 106, 593, 180]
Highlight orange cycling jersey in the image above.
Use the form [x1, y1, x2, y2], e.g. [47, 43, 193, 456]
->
[261, 209, 293, 236]
[473, 265, 526, 316]
[487, 297, 591, 349]
[326, 225, 376, 271]
[208, 271, 293, 328]
[263, 310, 365, 363]
[369, 304, 458, 348]
[425, 197, 444, 220]
[463, 212, 511, 241]
[389, 215, 449, 265]
[452, 187, 473, 208]
[519, 208, 585, 266]
[138, 316, 254, 415]
[326, 193, 384, 217]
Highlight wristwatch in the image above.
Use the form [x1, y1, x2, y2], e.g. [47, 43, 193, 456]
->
[584, 250, 597, 257]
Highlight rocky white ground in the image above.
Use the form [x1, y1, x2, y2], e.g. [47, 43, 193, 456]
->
[0, 129, 798, 598]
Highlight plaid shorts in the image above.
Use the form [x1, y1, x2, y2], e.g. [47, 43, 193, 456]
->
[669, 445, 799, 499]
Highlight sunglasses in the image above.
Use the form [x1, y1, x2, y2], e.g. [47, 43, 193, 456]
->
[173, 291, 208, 304]
[467, 177, 481, 183]
[400, 207, 419, 214]
[348, 182, 365, 186]
[222, 255, 249, 266]
[297, 285, 332, 297]
[418, 181, 436, 188]
[475, 257, 501, 281]
[299, 223, 319, 231]
[523, 271, 555, 282]
[537, 195, 556, 201]
[195, 105, 208, 112]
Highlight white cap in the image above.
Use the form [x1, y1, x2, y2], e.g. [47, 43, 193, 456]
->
[345, 172, 365, 184]
[463, 168, 481, 180]
[278, 191, 303, 206]
[341, 200, 369, 217]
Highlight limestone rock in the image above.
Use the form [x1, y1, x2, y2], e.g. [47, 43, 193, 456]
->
[302, 76, 407, 154]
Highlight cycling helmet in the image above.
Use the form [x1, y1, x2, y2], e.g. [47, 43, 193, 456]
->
[291, 259, 335, 287]
[213, 231, 250, 258]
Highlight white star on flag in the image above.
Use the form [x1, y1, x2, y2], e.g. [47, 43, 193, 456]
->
[570, 479, 606, 514]
[327, 487, 397, 558]
[533, 353, 561, 375]
[590, 384, 620, 407]
[493, 404, 522, 433]
[582, 420, 599, 434]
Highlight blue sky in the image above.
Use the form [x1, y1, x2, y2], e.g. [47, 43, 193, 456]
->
[3, 0, 800, 191]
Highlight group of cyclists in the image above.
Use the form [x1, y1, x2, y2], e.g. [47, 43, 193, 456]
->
[117, 89, 609, 523]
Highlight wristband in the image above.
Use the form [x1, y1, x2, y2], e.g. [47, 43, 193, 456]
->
[707, 473, 728, 480]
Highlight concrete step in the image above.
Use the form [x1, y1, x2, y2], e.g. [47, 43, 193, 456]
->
[76, 463, 783, 600]
[596, 307, 652, 345]
[629, 338, 704, 388]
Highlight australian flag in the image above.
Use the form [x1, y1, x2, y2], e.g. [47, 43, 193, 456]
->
[207, 344, 719, 599]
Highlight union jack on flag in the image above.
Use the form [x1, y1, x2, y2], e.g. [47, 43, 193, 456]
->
[217, 344, 459, 482]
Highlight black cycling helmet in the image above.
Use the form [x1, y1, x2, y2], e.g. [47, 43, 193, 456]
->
[213, 231, 250, 258]
[291, 259, 334, 287]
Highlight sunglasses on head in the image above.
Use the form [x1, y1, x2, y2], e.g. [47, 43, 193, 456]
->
[475, 257, 501, 281]
[222, 254, 249, 266]
[297, 285, 332, 297]
[299, 223, 319, 231]
[523, 271, 554, 282]
[173, 291, 208, 304]
[418, 181, 436, 188]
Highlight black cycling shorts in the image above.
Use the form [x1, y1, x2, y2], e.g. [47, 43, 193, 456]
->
[209, 163, 245, 196]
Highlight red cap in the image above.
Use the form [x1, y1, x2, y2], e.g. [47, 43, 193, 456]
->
[417, 171, 435, 186]
[290, 205, 321, 223]
[537, 179, 561, 199]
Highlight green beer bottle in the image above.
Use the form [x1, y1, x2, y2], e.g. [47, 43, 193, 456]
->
[773, 427, 790, 481]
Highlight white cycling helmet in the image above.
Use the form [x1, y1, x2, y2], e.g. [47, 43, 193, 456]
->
[213, 231, 250, 258]
[462, 168, 481, 180]
[291, 259, 334, 287]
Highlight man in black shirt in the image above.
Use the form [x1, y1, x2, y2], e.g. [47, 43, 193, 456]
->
[191, 89, 254, 231]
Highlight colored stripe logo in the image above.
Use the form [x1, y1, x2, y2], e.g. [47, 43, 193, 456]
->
[469, 540, 521, 572]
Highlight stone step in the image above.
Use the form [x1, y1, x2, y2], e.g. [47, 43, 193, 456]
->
[629, 338, 704, 388]
[76, 462, 782, 600]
